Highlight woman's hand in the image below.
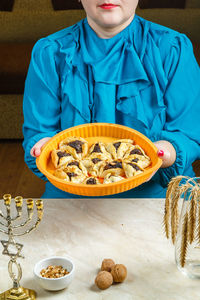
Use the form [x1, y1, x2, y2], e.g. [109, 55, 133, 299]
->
[154, 140, 176, 168]
[145, 140, 177, 182]
[30, 137, 51, 157]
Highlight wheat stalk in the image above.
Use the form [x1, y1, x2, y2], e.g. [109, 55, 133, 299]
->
[188, 189, 197, 244]
[164, 183, 172, 239]
[180, 212, 188, 268]
[171, 190, 181, 244]
[164, 177, 183, 238]
[164, 176, 190, 241]
[164, 176, 186, 241]
[197, 200, 200, 245]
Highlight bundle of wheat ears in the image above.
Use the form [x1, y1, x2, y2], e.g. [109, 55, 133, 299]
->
[164, 176, 200, 268]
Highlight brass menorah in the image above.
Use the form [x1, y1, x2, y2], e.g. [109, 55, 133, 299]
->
[0, 194, 43, 300]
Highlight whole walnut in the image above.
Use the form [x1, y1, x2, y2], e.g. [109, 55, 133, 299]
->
[101, 258, 115, 272]
[111, 264, 127, 283]
[95, 271, 113, 290]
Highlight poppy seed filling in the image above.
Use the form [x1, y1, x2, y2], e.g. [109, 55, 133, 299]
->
[68, 140, 84, 153]
[67, 161, 81, 169]
[67, 172, 78, 180]
[92, 143, 102, 153]
[57, 151, 71, 163]
[131, 158, 139, 163]
[104, 161, 122, 170]
[128, 163, 141, 171]
[92, 158, 102, 164]
[57, 151, 71, 158]
[86, 178, 97, 185]
[130, 149, 143, 155]
[113, 142, 121, 151]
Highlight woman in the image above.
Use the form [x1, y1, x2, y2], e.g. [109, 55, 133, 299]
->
[23, 0, 200, 198]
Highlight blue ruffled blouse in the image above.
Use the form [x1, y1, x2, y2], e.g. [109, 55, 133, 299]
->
[23, 15, 200, 198]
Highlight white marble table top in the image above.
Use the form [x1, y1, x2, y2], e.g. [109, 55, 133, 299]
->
[0, 198, 199, 299]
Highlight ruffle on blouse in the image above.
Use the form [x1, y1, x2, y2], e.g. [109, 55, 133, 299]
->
[57, 28, 91, 122]
[58, 18, 166, 128]
[116, 82, 150, 129]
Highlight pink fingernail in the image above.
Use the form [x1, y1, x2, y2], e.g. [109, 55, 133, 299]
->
[35, 149, 40, 157]
[158, 150, 164, 157]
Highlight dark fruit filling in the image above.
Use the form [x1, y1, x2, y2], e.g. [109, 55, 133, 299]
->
[67, 172, 78, 180]
[128, 163, 141, 171]
[104, 161, 122, 171]
[92, 158, 102, 164]
[113, 142, 121, 151]
[68, 140, 84, 153]
[67, 161, 81, 169]
[86, 178, 97, 185]
[130, 149, 143, 155]
[91, 143, 102, 153]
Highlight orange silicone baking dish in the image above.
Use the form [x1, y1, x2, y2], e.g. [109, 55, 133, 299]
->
[36, 123, 162, 196]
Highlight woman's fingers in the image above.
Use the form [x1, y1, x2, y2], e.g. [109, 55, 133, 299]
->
[30, 137, 51, 157]
[146, 140, 177, 182]
[157, 148, 171, 168]
[34, 148, 42, 157]
[145, 147, 165, 182]
[154, 140, 176, 168]
[157, 147, 170, 161]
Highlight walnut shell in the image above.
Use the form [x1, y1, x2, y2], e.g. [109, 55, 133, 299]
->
[95, 271, 113, 290]
[101, 259, 115, 272]
[111, 264, 127, 283]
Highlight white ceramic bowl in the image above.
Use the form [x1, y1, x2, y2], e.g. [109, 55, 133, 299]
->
[33, 256, 75, 291]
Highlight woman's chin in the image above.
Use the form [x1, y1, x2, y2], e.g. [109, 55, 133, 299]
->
[98, 17, 125, 29]
[97, 12, 134, 30]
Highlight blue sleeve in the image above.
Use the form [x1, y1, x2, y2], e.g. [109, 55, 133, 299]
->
[22, 38, 61, 180]
[154, 34, 200, 187]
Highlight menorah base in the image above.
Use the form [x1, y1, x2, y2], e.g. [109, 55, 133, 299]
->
[0, 286, 36, 300]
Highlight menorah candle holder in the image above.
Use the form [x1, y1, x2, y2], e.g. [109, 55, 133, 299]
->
[0, 194, 43, 300]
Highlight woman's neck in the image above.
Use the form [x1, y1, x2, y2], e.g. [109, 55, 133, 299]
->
[87, 15, 134, 39]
